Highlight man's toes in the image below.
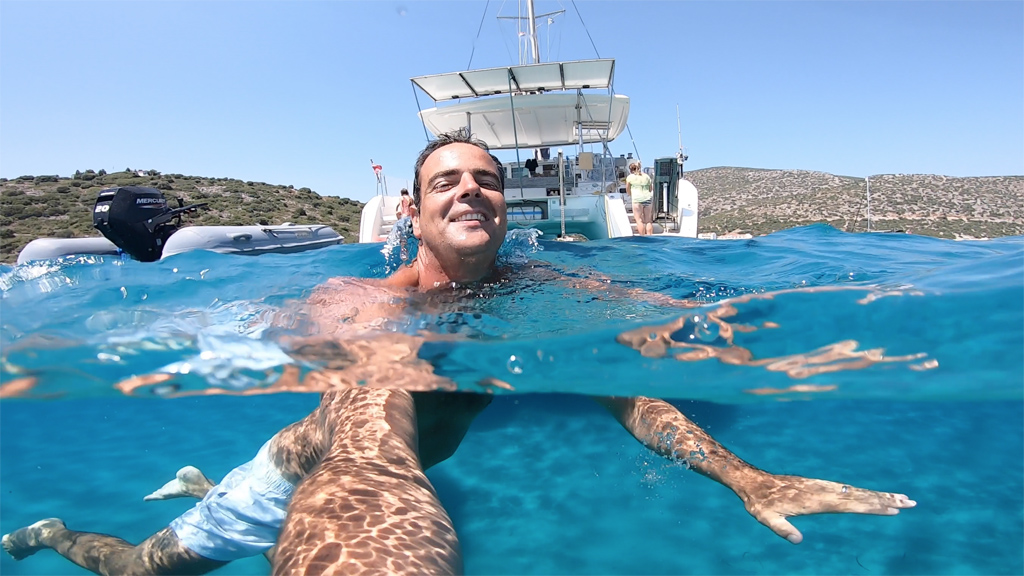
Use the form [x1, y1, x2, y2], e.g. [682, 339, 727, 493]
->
[2, 519, 65, 560]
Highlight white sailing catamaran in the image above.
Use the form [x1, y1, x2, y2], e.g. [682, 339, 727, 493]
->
[359, 1, 698, 243]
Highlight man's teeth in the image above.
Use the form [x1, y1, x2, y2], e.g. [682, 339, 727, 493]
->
[454, 213, 485, 222]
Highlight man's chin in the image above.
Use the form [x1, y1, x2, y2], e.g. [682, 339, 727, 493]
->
[445, 231, 503, 257]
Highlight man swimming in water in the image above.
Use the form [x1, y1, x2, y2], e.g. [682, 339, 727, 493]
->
[2, 131, 916, 575]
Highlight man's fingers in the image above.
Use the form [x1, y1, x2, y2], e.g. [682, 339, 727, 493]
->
[889, 493, 917, 509]
[844, 488, 917, 515]
[758, 513, 803, 544]
[744, 479, 915, 544]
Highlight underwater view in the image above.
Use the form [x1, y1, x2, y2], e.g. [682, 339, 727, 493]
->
[2, 225, 1022, 575]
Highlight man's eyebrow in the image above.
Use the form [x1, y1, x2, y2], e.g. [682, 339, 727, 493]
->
[426, 168, 501, 186]
[426, 169, 460, 187]
[472, 168, 501, 183]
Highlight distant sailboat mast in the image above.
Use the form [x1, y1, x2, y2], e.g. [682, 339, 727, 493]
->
[866, 175, 872, 232]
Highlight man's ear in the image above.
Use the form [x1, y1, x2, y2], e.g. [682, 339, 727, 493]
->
[411, 206, 422, 239]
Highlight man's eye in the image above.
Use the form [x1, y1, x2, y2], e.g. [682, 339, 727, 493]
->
[433, 181, 455, 192]
[475, 177, 500, 190]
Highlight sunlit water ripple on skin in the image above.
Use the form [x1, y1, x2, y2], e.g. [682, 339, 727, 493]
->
[1, 225, 1021, 403]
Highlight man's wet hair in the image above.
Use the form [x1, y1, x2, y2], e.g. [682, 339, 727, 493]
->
[412, 129, 505, 208]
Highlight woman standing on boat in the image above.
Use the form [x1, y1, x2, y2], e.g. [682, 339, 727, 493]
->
[626, 161, 654, 235]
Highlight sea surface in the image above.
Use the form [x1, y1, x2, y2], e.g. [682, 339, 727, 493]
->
[1, 225, 1022, 575]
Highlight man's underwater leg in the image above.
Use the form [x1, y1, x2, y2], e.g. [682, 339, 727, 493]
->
[3, 521, 226, 576]
[274, 389, 462, 576]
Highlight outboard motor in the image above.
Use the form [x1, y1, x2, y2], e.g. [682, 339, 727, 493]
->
[93, 186, 207, 261]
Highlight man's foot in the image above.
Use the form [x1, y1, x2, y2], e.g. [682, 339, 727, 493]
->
[144, 466, 216, 501]
[2, 518, 65, 560]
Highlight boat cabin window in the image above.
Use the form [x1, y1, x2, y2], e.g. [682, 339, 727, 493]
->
[507, 166, 533, 179]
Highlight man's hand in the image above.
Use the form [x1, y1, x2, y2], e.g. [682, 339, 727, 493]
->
[737, 474, 916, 544]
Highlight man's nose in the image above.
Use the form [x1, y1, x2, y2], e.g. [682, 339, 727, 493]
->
[457, 172, 482, 198]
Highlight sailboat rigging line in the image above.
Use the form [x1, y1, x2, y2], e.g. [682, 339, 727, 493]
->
[411, 82, 431, 143]
[494, 0, 518, 66]
[625, 123, 640, 166]
[570, 0, 601, 59]
[508, 71, 524, 195]
[465, 0, 491, 71]
[607, 82, 617, 155]
[518, 0, 525, 64]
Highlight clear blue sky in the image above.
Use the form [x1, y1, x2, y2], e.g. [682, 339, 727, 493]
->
[2, 1, 1021, 202]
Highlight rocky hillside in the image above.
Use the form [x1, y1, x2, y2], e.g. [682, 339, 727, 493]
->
[685, 167, 1024, 239]
[2, 167, 1022, 264]
[0, 170, 364, 263]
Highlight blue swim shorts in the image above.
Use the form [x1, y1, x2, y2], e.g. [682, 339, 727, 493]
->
[170, 440, 295, 561]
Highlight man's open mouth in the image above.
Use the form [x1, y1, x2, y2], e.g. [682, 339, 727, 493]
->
[452, 213, 488, 223]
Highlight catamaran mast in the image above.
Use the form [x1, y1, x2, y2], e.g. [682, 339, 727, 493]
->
[499, 0, 563, 65]
[527, 0, 539, 64]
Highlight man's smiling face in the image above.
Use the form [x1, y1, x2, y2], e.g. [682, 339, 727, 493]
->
[412, 142, 507, 264]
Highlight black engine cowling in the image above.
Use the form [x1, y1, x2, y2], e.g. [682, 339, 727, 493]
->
[92, 186, 205, 262]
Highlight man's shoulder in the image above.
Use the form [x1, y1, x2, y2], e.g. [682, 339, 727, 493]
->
[382, 264, 420, 289]
[313, 275, 410, 301]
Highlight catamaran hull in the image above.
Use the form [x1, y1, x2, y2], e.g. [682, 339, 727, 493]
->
[506, 195, 616, 240]
[358, 193, 632, 243]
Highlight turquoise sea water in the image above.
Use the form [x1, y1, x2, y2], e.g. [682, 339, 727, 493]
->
[1, 225, 1022, 575]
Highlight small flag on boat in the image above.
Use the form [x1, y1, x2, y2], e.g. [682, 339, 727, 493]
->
[372, 164, 382, 175]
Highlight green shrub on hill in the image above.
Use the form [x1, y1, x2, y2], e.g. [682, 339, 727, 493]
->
[686, 168, 1024, 240]
[0, 171, 365, 263]
[2, 166, 1021, 263]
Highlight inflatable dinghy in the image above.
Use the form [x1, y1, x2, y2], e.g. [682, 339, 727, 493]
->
[16, 186, 344, 265]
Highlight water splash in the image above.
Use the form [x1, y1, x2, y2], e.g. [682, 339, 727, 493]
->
[380, 226, 543, 275]
[497, 228, 544, 266]
[380, 217, 417, 274]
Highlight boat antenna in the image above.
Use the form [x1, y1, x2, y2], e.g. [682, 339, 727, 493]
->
[676, 104, 683, 154]
[675, 104, 689, 175]
[465, 0, 491, 70]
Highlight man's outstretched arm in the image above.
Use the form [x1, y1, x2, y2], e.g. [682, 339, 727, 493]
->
[591, 395, 916, 544]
